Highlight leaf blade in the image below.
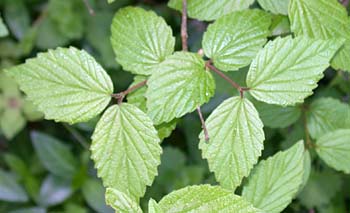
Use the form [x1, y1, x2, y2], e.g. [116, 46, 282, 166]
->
[105, 188, 142, 213]
[289, 0, 350, 72]
[242, 141, 306, 213]
[91, 104, 162, 200]
[246, 36, 343, 106]
[199, 97, 265, 190]
[111, 7, 175, 75]
[5, 47, 113, 124]
[146, 52, 215, 125]
[168, 0, 255, 21]
[315, 129, 350, 174]
[158, 185, 259, 212]
[202, 10, 271, 71]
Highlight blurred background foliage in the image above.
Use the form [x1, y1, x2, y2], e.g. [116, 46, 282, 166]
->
[0, 0, 349, 212]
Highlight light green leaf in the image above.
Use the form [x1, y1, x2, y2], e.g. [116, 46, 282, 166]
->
[105, 188, 142, 213]
[91, 104, 162, 200]
[31, 131, 77, 179]
[289, 0, 350, 72]
[202, 10, 271, 71]
[258, 0, 289, 15]
[315, 129, 350, 174]
[168, 0, 255, 21]
[146, 52, 215, 125]
[306, 97, 350, 139]
[82, 179, 113, 213]
[23, 100, 43, 121]
[199, 97, 264, 190]
[5, 47, 113, 124]
[156, 119, 177, 141]
[298, 169, 341, 208]
[0, 108, 26, 140]
[0, 169, 28, 202]
[108, 0, 115, 3]
[242, 141, 305, 213]
[127, 76, 177, 140]
[0, 14, 9, 37]
[158, 185, 260, 212]
[149, 199, 163, 213]
[253, 100, 301, 128]
[246, 36, 343, 106]
[111, 7, 175, 75]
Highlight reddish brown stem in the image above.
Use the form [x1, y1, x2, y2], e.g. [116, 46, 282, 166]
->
[181, 0, 188, 51]
[197, 107, 209, 142]
[205, 61, 249, 98]
[342, 0, 349, 7]
[112, 80, 147, 105]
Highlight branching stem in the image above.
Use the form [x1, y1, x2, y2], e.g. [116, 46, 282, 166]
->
[181, 0, 188, 51]
[205, 61, 249, 98]
[302, 105, 316, 149]
[181, 0, 209, 141]
[112, 80, 147, 105]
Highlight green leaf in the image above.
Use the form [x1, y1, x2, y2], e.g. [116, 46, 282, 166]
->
[47, 0, 84, 40]
[242, 141, 305, 213]
[5, 47, 113, 124]
[127, 76, 177, 140]
[168, 0, 255, 21]
[146, 52, 215, 125]
[111, 7, 175, 75]
[156, 119, 177, 141]
[199, 97, 264, 190]
[202, 10, 271, 71]
[37, 175, 72, 207]
[258, 0, 289, 15]
[0, 14, 9, 37]
[298, 169, 341, 208]
[315, 129, 350, 174]
[0, 169, 28, 202]
[31, 131, 77, 179]
[105, 188, 142, 213]
[108, 0, 115, 3]
[253, 100, 301, 128]
[158, 185, 260, 212]
[9, 207, 46, 213]
[82, 179, 113, 213]
[289, 0, 350, 72]
[91, 104, 162, 200]
[246, 36, 343, 106]
[3, 0, 30, 40]
[22, 100, 43, 121]
[0, 108, 26, 140]
[306, 97, 350, 139]
[148, 199, 163, 213]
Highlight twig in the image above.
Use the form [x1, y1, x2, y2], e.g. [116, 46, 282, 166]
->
[197, 107, 209, 142]
[302, 105, 315, 149]
[341, 0, 349, 7]
[181, 0, 188, 51]
[205, 61, 249, 98]
[82, 0, 95, 16]
[62, 123, 89, 149]
[111, 80, 147, 105]
[181, 0, 209, 141]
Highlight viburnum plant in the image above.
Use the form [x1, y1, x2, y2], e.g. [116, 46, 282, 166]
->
[4, 0, 350, 212]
